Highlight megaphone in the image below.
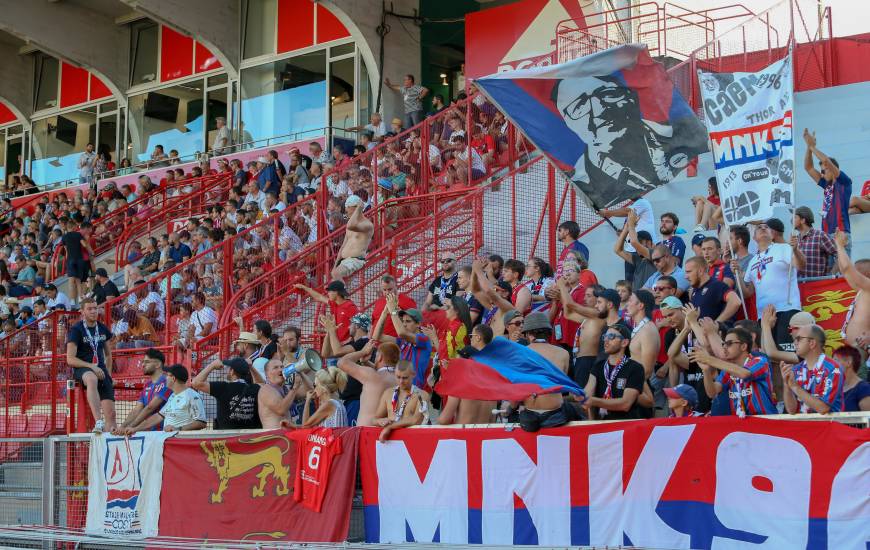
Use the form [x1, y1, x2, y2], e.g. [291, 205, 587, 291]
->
[282, 349, 323, 381]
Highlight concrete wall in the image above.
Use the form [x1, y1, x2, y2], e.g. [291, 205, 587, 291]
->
[326, 0, 422, 124]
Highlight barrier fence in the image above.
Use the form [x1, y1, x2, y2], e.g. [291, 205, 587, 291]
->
[0, 413, 865, 546]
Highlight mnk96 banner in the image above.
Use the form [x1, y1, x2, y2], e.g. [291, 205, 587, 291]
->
[359, 418, 869, 549]
[698, 54, 795, 224]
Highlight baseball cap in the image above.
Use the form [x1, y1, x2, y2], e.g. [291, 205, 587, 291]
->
[344, 194, 363, 208]
[399, 308, 423, 324]
[326, 280, 348, 296]
[660, 296, 683, 310]
[145, 348, 165, 364]
[594, 288, 620, 308]
[391, 117, 402, 125]
[765, 217, 785, 234]
[257, 156, 268, 163]
[95, 267, 109, 278]
[222, 357, 252, 383]
[522, 311, 552, 332]
[795, 206, 814, 225]
[44, 283, 57, 292]
[503, 309, 522, 325]
[664, 384, 699, 407]
[691, 233, 706, 247]
[162, 364, 189, 383]
[350, 312, 371, 331]
[789, 311, 816, 328]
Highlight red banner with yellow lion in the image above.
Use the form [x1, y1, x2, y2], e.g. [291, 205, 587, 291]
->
[799, 277, 856, 355]
[158, 428, 359, 543]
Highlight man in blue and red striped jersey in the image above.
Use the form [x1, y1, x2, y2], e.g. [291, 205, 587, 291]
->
[377, 293, 433, 389]
[803, 129, 852, 251]
[781, 325, 844, 414]
[690, 327, 777, 416]
[112, 348, 171, 434]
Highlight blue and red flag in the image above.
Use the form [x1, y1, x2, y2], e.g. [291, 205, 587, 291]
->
[476, 44, 708, 209]
[435, 337, 583, 401]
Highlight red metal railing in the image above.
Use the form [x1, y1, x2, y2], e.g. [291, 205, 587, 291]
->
[113, 173, 233, 269]
[48, 172, 234, 280]
[192, 187, 482, 373]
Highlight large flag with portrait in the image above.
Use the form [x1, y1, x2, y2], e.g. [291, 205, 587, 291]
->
[475, 44, 708, 209]
[697, 53, 795, 225]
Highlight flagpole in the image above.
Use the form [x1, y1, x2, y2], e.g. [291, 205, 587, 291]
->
[726, 235, 750, 319]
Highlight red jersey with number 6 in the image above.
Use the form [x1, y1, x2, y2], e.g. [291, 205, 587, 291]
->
[291, 428, 343, 512]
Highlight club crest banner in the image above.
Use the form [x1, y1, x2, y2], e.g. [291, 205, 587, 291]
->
[476, 44, 708, 209]
[86, 432, 174, 538]
[698, 54, 795, 224]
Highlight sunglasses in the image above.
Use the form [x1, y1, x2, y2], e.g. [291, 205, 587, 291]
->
[603, 333, 624, 341]
[723, 340, 742, 347]
[651, 256, 665, 264]
[440, 258, 454, 264]
[508, 320, 524, 327]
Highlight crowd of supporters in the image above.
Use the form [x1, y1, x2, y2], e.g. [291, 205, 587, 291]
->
[0, 85, 860, 436]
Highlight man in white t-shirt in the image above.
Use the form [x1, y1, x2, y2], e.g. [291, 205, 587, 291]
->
[734, 218, 804, 352]
[125, 364, 206, 432]
[190, 292, 217, 340]
[600, 197, 656, 279]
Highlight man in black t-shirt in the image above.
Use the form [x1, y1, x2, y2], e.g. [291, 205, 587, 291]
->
[92, 268, 120, 305]
[66, 298, 116, 433]
[191, 357, 262, 430]
[61, 220, 95, 303]
[424, 252, 459, 311]
[660, 297, 711, 413]
[583, 324, 645, 420]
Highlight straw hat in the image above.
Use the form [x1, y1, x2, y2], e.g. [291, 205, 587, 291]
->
[233, 331, 259, 345]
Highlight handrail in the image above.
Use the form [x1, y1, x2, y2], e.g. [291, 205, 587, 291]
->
[25, 125, 345, 194]
[101, 193, 319, 348]
[112, 172, 233, 268]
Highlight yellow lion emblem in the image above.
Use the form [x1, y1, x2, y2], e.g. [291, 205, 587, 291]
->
[200, 435, 291, 504]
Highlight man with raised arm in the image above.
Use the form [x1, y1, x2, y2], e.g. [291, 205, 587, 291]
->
[258, 358, 310, 429]
[690, 327, 778, 417]
[836, 231, 870, 353]
[331, 195, 373, 282]
[803, 128, 852, 245]
[337, 338, 399, 427]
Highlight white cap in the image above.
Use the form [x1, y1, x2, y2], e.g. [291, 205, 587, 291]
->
[344, 194, 363, 208]
[257, 156, 268, 163]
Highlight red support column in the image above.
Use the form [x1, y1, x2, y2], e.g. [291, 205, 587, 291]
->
[547, 164, 558, 267]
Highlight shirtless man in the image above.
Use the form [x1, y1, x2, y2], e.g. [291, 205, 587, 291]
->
[522, 311, 570, 373]
[437, 324, 497, 425]
[337, 340, 399, 426]
[373, 360, 429, 442]
[557, 280, 614, 387]
[626, 290, 660, 378]
[332, 195, 373, 282]
[836, 231, 870, 352]
[258, 358, 311, 429]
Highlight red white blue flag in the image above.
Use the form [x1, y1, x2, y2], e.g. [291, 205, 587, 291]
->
[476, 44, 708, 209]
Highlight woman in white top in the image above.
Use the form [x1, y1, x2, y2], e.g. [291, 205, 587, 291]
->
[301, 367, 349, 428]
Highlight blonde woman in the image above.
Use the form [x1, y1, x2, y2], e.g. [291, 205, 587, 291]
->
[301, 367, 349, 428]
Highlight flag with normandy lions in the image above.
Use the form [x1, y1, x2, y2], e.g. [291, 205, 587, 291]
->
[698, 52, 795, 225]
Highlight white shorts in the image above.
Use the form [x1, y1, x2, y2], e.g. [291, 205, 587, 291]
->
[338, 256, 365, 275]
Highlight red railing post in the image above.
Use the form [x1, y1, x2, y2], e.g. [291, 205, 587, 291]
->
[273, 214, 279, 265]
[547, 164, 558, 266]
[465, 97, 473, 189]
[420, 120, 430, 195]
